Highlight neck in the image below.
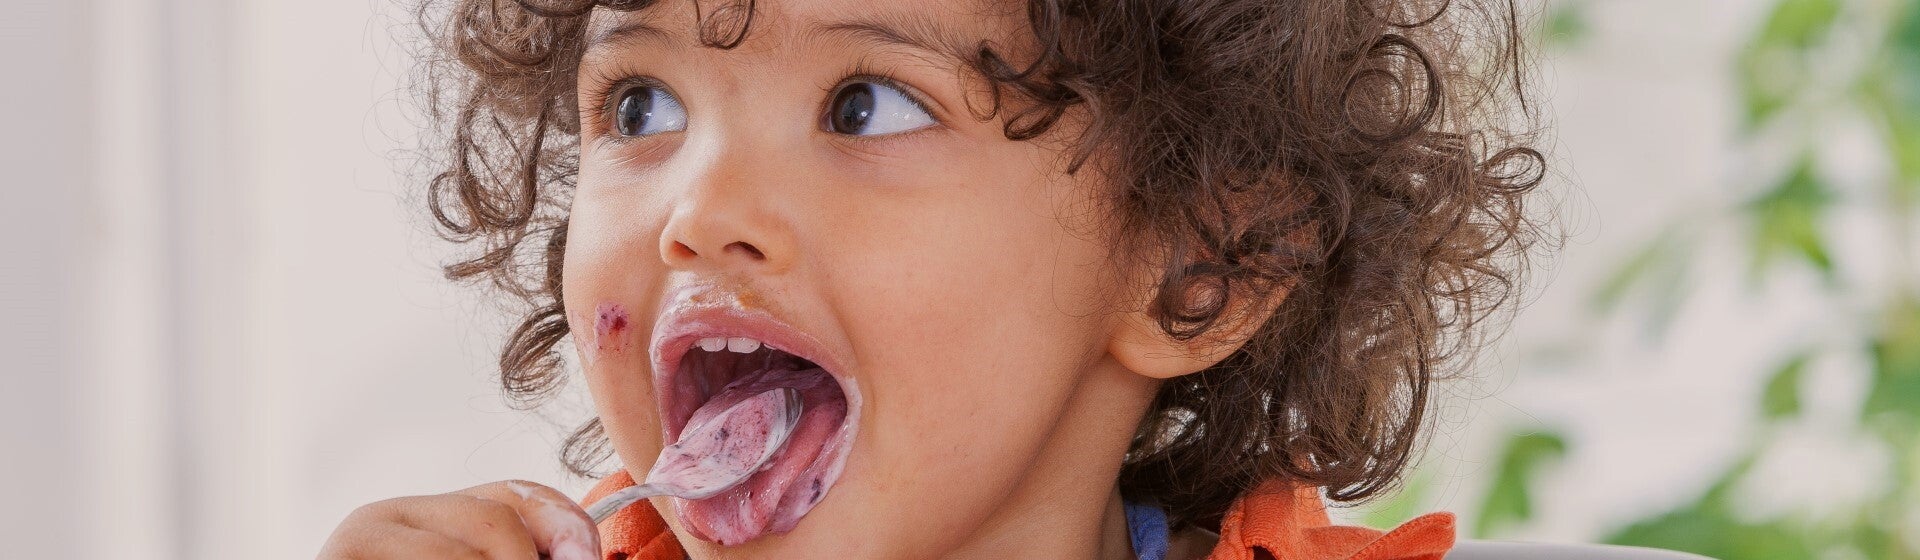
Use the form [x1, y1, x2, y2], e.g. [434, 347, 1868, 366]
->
[944, 357, 1161, 560]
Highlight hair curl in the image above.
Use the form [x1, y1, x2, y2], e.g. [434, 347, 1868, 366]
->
[417, 0, 1548, 530]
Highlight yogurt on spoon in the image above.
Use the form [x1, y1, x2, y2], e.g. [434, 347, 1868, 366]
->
[584, 387, 803, 522]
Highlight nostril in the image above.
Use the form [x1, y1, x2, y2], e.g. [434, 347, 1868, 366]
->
[725, 241, 765, 260]
[669, 241, 699, 259]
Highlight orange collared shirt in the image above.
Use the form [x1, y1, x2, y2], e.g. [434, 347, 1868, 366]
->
[580, 471, 1454, 560]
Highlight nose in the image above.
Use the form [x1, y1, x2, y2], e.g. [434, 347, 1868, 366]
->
[657, 150, 796, 275]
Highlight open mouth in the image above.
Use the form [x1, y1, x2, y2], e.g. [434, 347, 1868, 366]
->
[653, 321, 856, 546]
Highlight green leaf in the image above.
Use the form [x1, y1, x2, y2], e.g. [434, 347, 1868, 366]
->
[1736, 0, 1841, 128]
[1761, 351, 1811, 420]
[1861, 80, 1920, 192]
[1894, 0, 1920, 55]
[1588, 228, 1695, 339]
[1590, 230, 1679, 313]
[1861, 2, 1920, 192]
[1881, 95, 1920, 194]
[1843, 521, 1898, 560]
[1607, 510, 1819, 560]
[1541, 0, 1591, 49]
[1745, 156, 1836, 280]
[1754, 0, 1842, 49]
[1864, 298, 1920, 423]
[1473, 430, 1568, 538]
[1739, 49, 1800, 128]
[1604, 449, 1822, 560]
[1361, 469, 1432, 529]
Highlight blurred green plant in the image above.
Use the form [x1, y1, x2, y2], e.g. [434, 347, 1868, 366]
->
[1594, 1, 1920, 556]
[1583, 0, 1911, 557]
[1473, 431, 1568, 538]
[1739, 0, 1842, 128]
[1540, 0, 1592, 49]
[1364, 0, 1920, 557]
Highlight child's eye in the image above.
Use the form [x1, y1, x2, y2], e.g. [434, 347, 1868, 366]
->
[613, 85, 687, 137]
[825, 81, 934, 136]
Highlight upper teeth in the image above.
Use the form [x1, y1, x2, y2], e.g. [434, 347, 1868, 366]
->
[697, 337, 762, 353]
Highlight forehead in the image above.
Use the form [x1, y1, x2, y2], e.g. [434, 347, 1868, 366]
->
[582, 0, 1022, 57]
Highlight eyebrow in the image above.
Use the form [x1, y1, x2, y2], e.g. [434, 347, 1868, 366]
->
[585, 19, 671, 50]
[810, 12, 974, 62]
[583, 10, 975, 63]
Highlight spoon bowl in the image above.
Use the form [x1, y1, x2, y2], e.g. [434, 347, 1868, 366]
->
[585, 387, 805, 523]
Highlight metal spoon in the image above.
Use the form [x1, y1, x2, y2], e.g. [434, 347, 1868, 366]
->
[585, 387, 804, 523]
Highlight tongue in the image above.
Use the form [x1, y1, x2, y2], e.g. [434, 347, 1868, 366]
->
[671, 365, 848, 546]
[644, 388, 794, 499]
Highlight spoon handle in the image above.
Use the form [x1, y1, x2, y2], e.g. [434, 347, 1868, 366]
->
[585, 483, 673, 524]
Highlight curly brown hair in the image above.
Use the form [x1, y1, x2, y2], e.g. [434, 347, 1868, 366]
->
[417, 0, 1547, 530]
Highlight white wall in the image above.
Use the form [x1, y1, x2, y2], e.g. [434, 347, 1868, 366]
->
[2, 1, 91, 558]
[8, 1, 595, 558]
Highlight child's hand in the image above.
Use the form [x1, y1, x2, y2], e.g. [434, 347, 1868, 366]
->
[317, 480, 600, 560]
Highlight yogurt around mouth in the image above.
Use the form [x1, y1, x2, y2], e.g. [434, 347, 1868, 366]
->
[664, 357, 854, 545]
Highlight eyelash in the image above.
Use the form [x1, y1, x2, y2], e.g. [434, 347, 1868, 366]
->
[582, 69, 668, 142]
[821, 60, 944, 133]
[579, 60, 944, 140]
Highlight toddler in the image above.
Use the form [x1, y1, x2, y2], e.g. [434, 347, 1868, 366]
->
[321, 0, 1545, 558]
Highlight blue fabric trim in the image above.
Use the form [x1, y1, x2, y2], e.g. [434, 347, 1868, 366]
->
[1123, 499, 1170, 560]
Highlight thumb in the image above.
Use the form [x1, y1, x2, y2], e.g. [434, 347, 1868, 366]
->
[455, 480, 601, 560]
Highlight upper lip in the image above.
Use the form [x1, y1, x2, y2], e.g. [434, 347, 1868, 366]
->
[648, 291, 849, 442]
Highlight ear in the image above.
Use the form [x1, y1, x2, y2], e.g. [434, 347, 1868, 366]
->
[1107, 282, 1289, 380]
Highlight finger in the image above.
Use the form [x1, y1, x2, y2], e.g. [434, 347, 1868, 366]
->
[321, 518, 490, 560]
[382, 525, 492, 560]
[388, 494, 541, 560]
[455, 480, 601, 560]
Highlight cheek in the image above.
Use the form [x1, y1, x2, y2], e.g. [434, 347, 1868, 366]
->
[562, 166, 677, 464]
[820, 156, 1118, 487]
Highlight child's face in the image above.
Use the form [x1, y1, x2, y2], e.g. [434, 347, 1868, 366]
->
[563, 1, 1159, 556]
